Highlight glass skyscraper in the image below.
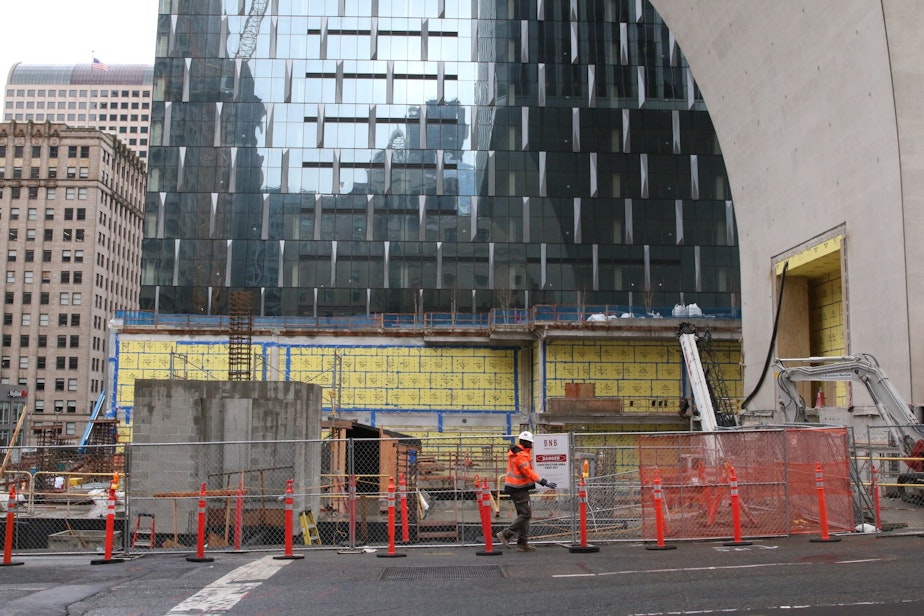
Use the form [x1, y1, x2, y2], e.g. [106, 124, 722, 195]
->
[143, 0, 738, 318]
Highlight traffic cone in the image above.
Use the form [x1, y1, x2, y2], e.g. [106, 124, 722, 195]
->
[814, 390, 826, 408]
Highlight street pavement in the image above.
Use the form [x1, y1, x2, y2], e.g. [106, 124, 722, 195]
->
[2, 531, 924, 616]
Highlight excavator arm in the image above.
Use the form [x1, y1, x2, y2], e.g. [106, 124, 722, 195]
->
[774, 354, 924, 470]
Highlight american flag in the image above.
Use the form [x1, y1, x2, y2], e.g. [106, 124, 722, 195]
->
[92, 57, 110, 72]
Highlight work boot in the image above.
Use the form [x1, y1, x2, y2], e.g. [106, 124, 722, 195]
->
[496, 532, 510, 549]
[516, 544, 536, 552]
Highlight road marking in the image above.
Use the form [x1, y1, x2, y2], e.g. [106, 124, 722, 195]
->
[164, 556, 292, 615]
[552, 557, 890, 579]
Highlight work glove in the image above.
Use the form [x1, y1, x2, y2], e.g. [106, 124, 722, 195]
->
[539, 478, 557, 489]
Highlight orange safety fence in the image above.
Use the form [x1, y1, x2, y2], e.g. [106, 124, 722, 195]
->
[638, 427, 852, 541]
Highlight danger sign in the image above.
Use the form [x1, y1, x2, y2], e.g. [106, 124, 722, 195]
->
[533, 433, 570, 490]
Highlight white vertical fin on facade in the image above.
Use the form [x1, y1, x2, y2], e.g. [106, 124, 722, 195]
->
[539, 151, 547, 197]
[573, 198, 581, 243]
[522, 107, 529, 151]
[672, 110, 680, 154]
[589, 152, 597, 197]
[214, 102, 223, 146]
[690, 155, 699, 199]
[675, 200, 684, 245]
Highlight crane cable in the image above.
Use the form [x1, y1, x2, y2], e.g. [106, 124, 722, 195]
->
[741, 261, 788, 410]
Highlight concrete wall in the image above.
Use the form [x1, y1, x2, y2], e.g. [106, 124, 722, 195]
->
[129, 380, 322, 537]
[651, 0, 923, 408]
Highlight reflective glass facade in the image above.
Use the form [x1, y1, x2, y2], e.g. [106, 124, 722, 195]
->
[143, 0, 738, 317]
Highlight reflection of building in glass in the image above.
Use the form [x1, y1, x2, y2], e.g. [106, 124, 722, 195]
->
[144, 1, 738, 318]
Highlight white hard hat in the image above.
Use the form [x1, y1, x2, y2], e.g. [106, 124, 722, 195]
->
[518, 430, 534, 443]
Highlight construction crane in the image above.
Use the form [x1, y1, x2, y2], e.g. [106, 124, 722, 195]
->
[677, 322, 737, 431]
[236, 0, 269, 60]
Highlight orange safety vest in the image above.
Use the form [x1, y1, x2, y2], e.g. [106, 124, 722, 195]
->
[504, 446, 541, 491]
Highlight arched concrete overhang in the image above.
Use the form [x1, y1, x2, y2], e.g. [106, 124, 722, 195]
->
[650, 0, 924, 410]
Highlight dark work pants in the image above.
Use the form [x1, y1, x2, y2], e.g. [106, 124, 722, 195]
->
[502, 489, 532, 546]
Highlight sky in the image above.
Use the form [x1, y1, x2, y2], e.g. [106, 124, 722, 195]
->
[0, 0, 159, 104]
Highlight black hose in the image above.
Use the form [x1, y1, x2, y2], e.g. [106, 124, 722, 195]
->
[741, 261, 788, 410]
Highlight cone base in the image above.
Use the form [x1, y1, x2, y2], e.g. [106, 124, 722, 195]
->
[0, 561, 24, 566]
[723, 541, 752, 547]
[644, 544, 677, 551]
[376, 552, 407, 558]
[186, 556, 215, 562]
[476, 550, 502, 556]
[568, 545, 600, 553]
[273, 554, 305, 560]
[90, 558, 125, 565]
[809, 537, 842, 543]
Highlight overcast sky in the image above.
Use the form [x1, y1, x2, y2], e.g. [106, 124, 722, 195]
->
[0, 1, 158, 103]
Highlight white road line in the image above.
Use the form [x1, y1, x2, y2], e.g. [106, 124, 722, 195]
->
[164, 556, 293, 615]
[552, 557, 889, 579]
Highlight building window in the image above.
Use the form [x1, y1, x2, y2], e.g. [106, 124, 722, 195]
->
[68, 357, 78, 370]
[67, 379, 77, 391]
[18, 356, 28, 369]
[33, 400, 44, 413]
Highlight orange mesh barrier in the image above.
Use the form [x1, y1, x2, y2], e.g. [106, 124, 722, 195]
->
[638, 427, 851, 540]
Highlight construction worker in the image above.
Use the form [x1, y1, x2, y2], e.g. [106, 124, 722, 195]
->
[495, 431, 557, 552]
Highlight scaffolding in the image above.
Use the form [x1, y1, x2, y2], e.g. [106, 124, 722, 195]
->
[228, 291, 254, 381]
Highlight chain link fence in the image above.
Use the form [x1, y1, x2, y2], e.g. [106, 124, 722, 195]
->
[0, 426, 917, 556]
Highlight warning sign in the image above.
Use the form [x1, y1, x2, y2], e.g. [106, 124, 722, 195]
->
[533, 433, 570, 490]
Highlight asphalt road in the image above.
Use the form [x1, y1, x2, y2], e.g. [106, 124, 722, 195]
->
[3, 533, 924, 615]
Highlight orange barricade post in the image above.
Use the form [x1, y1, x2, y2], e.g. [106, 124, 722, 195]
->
[810, 463, 841, 543]
[233, 477, 244, 552]
[187, 482, 216, 562]
[872, 465, 881, 532]
[1, 485, 24, 567]
[723, 464, 751, 547]
[477, 479, 500, 556]
[645, 469, 676, 551]
[399, 473, 410, 543]
[91, 472, 125, 565]
[569, 475, 600, 553]
[376, 477, 405, 558]
[274, 479, 305, 560]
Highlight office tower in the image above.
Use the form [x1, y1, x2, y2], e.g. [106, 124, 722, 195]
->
[0, 122, 146, 444]
[144, 0, 738, 318]
[4, 64, 155, 161]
